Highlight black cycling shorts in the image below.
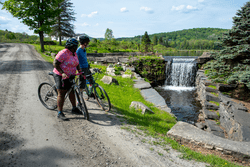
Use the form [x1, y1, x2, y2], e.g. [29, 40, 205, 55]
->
[53, 73, 74, 90]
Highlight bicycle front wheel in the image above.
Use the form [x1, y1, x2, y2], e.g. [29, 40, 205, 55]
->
[38, 82, 58, 110]
[76, 90, 89, 120]
[94, 85, 111, 112]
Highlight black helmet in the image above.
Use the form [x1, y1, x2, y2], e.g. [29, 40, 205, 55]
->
[65, 38, 79, 48]
[79, 35, 90, 44]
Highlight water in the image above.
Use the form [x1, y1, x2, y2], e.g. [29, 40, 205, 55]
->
[167, 58, 197, 87]
[163, 50, 203, 57]
[157, 86, 201, 124]
[156, 57, 201, 124]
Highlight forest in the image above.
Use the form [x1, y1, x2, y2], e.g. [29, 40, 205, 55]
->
[0, 27, 228, 53]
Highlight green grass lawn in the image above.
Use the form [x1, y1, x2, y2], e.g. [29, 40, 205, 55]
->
[35, 45, 242, 167]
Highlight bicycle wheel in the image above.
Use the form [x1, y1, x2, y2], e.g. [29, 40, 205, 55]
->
[38, 82, 58, 110]
[81, 88, 89, 101]
[75, 90, 89, 120]
[94, 85, 111, 112]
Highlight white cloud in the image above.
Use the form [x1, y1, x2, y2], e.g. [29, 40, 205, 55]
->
[108, 21, 114, 24]
[187, 5, 197, 10]
[81, 11, 98, 18]
[94, 23, 99, 26]
[171, 5, 185, 11]
[120, 7, 129, 13]
[140, 6, 154, 14]
[82, 22, 90, 27]
[198, 0, 204, 2]
[0, 16, 11, 20]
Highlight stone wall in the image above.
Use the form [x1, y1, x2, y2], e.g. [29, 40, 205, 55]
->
[195, 70, 250, 142]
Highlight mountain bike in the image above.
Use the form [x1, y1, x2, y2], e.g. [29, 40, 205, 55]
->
[38, 72, 89, 120]
[79, 72, 111, 112]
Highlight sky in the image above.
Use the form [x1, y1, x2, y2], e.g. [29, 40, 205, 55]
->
[0, 0, 249, 38]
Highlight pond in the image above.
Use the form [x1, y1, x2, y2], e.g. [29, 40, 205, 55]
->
[163, 50, 203, 57]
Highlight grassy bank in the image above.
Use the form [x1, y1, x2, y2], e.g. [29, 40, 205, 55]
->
[34, 44, 242, 167]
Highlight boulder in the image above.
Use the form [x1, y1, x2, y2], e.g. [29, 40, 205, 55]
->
[130, 101, 154, 114]
[101, 76, 119, 85]
[197, 52, 213, 64]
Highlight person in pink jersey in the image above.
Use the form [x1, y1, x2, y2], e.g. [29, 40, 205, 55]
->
[53, 38, 83, 120]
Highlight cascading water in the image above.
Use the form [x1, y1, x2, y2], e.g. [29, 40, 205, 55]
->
[157, 57, 202, 124]
[167, 58, 197, 87]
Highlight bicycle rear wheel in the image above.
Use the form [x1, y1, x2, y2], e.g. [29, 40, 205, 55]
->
[94, 85, 111, 112]
[76, 90, 89, 120]
[38, 82, 58, 110]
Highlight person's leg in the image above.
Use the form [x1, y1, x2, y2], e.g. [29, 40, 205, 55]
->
[69, 89, 76, 107]
[56, 89, 68, 120]
[69, 89, 82, 114]
[57, 89, 67, 111]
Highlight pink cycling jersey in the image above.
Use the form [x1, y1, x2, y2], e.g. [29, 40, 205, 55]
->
[53, 49, 79, 76]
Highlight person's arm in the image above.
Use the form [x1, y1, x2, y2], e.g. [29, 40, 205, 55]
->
[76, 64, 81, 73]
[53, 59, 67, 78]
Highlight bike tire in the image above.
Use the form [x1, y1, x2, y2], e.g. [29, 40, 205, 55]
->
[76, 90, 89, 120]
[38, 82, 58, 110]
[94, 85, 111, 112]
[81, 88, 89, 101]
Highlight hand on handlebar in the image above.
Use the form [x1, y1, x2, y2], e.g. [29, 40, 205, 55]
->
[62, 73, 68, 79]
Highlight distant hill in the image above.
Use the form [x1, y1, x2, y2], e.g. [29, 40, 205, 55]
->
[116, 28, 229, 43]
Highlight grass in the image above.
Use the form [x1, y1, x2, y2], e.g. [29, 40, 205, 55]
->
[210, 101, 220, 106]
[211, 92, 219, 97]
[208, 85, 217, 89]
[36, 48, 243, 167]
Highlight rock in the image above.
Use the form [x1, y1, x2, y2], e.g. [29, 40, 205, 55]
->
[195, 122, 205, 129]
[126, 67, 135, 72]
[51, 53, 56, 58]
[130, 101, 154, 114]
[134, 82, 151, 90]
[106, 66, 115, 76]
[203, 109, 220, 120]
[101, 76, 119, 85]
[217, 84, 237, 92]
[122, 74, 132, 78]
[197, 52, 213, 64]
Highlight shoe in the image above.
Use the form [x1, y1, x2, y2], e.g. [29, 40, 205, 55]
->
[72, 107, 82, 115]
[57, 112, 68, 121]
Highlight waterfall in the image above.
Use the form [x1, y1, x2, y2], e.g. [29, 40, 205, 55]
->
[165, 58, 197, 87]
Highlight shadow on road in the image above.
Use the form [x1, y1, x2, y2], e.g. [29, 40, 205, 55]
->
[0, 131, 78, 166]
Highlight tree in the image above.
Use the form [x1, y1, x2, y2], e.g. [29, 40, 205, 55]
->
[204, 1, 250, 89]
[105, 28, 114, 40]
[2, 0, 63, 52]
[50, 0, 76, 45]
[152, 35, 158, 45]
[141, 31, 151, 52]
[158, 37, 163, 45]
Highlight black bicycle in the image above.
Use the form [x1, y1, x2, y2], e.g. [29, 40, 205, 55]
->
[38, 72, 89, 120]
[79, 72, 111, 112]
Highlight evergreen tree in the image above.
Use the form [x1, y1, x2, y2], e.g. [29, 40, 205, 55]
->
[204, 1, 250, 89]
[141, 31, 151, 52]
[158, 37, 163, 45]
[153, 35, 158, 45]
[50, 0, 76, 45]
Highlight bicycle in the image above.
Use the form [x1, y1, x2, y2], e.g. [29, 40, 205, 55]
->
[79, 72, 111, 112]
[38, 72, 89, 120]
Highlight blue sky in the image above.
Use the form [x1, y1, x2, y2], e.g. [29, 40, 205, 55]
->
[0, 0, 249, 38]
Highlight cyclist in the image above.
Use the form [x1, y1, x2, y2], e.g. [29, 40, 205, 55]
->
[76, 35, 94, 93]
[53, 38, 83, 120]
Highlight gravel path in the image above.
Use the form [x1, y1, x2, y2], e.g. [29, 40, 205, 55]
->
[0, 43, 208, 167]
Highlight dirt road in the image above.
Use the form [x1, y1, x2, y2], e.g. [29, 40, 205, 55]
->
[0, 43, 208, 167]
